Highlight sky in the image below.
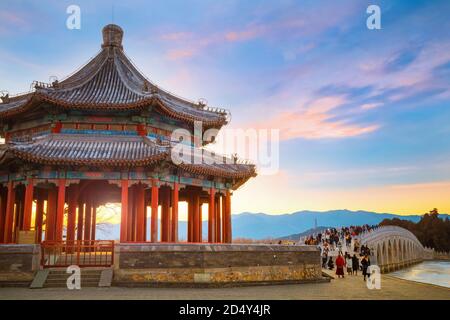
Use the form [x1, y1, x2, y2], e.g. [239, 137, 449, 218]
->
[1, 0, 450, 216]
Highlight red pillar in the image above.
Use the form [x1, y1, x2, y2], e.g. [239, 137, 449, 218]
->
[171, 182, 179, 242]
[3, 182, 15, 243]
[136, 184, 145, 242]
[66, 185, 78, 242]
[208, 187, 215, 243]
[161, 187, 171, 242]
[77, 200, 84, 240]
[215, 195, 221, 243]
[221, 194, 227, 243]
[84, 195, 92, 242]
[225, 190, 232, 243]
[127, 185, 134, 241]
[46, 187, 57, 241]
[120, 179, 128, 242]
[187, 194, 193, 242]
[15, 190, 24, 237]
[35, 194, 45, 243]
[150, 179, 159, 242]
[193, 192, 200, 242]
[0, 187, 7, 243]
[91, 203, 97, 241]
[198, 199, 202, 243]
[55, 179, 66, 241]
[22, 178, 34, 231]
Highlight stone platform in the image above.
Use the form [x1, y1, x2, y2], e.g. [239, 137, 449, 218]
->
[113, 243, 323, 287]
[0, 244, 40, 287]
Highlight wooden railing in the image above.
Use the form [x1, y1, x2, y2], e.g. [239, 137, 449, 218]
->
[41, 240, 114, 268]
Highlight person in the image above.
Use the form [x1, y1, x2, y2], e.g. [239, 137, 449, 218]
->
[322, 251, 328, 269]
[335, 253, 345, 278]
[345, 253, 353, 275]
[352, 254, 359, 275]
[361, 254, 371, 281]
[353, 239, 359, 253]
[327, 257, 334, 270]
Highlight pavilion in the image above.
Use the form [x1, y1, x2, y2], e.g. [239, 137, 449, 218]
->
[0, 24, 256, 247]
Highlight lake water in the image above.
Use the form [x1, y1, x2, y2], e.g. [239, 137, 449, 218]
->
[390, 260, 450, 288]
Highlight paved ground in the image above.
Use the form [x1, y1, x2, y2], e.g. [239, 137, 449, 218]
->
[0, 271, 449, 300]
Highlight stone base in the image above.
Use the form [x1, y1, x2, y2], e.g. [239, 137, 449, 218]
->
[0, 244, 40, 287]
[114, 243, 322, 286]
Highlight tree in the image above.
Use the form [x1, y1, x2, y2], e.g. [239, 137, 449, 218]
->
[379, 209, 450, 252]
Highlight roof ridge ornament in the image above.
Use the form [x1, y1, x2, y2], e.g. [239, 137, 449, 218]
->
[102, 24, 123, 49]
[0, 91, 9, 104]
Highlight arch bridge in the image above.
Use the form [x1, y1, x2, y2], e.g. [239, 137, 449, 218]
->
[360, 226, 424, 273]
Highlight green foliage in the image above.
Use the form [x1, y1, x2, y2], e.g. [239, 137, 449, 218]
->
[379, 208, 450, 252]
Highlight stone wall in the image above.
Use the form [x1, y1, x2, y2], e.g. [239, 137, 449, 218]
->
[0, 244, 40, 286]
[114, 243, 322, 286]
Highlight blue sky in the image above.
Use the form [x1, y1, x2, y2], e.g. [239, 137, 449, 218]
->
[1, 0, 450, 215]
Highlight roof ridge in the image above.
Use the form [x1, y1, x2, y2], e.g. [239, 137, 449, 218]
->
[47, 49, 110, 93]
[113, 48, 150, 97]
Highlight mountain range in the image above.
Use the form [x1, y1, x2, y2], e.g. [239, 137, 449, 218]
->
[95, 209, 449, 240]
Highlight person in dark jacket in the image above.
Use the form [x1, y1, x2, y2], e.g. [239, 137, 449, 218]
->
[322, 251, 328, 269]
[361, 255, 371, 281]
[327, 257, 334, 270]
[352, 254, 359, 275]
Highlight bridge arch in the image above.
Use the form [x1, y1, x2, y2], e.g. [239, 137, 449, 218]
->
[359, 226, 424, 273]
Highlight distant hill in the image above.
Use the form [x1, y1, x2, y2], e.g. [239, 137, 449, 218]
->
[277, 226, 332, 241]
[95, 210, 449, 241]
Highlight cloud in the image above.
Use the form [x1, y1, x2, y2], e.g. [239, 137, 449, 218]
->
[253, 96, 380, 140]
[360, 103, 383, 110]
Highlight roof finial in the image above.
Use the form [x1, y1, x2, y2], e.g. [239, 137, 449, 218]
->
[102, 24, 123, 49]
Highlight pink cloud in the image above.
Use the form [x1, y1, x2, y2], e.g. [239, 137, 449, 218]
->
[160, 32, 193, 41]
[252, 96, 380, 140]
[166, 48, 196, 60]
[225, 25, 266, 42]
[361, 103, 383, 110]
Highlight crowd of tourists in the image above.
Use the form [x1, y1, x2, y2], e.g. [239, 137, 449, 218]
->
[324, 251, 372, 281]
[303, 224, 376, 249]
[302, 224, 377, 281]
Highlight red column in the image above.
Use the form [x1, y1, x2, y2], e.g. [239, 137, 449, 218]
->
[77, 200, 84, 240]
[55, 179, 66, 241]
[127, 185, 134, 241]
[221, 194, 226, 243]
[84, 196, 92, 241]
[208, 187, 215, 243]
[0, 188, 7, 243]
[161, 187, 171, 242]
[225, 190, 232, 243]
[150, 179, 159, 242]
[91, 203, 97, 241]
[3, 182, 15, 243]
[66, 185, 78, 242]
[46, 187, 57, 241]
[22, 178, 34, 231]
[136, 184, 145, 242]
[171, 182, 179, 242]
[35, 194, 45, 243]
[120, 179, 128, 243]
[193, 192, 200, 242]
[215, 195, 221, 243]
[198, 199, 202, 243]
[187, 194, 193, 242]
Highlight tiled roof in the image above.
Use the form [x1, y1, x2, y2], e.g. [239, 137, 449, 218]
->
[8, 134, 168, 167]
[0, 25, 227, 126]
[2, 133, 256, 180]
[179, 162, 257, 180]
